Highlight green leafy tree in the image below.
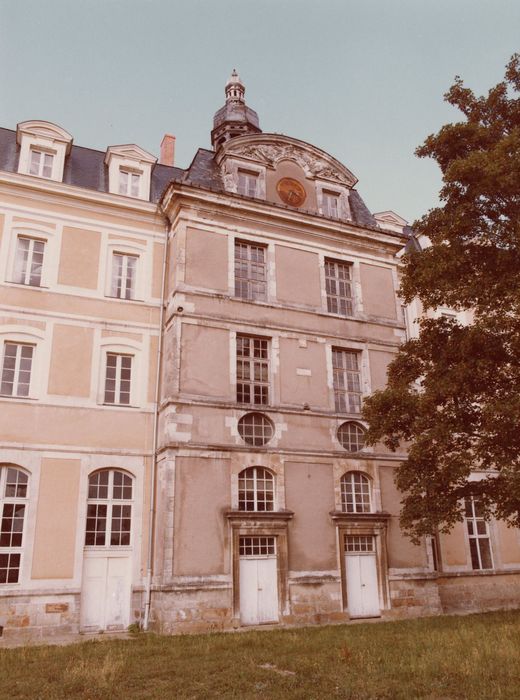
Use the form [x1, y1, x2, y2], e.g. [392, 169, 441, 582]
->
[363, 55, 520, 541]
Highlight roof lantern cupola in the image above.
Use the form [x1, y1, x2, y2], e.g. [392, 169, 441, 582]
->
[211, 69, 261, 150]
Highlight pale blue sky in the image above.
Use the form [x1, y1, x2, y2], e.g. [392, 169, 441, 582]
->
[1, 0, 518, 221]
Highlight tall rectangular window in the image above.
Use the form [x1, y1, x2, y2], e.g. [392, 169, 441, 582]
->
[236, 335, 269, 405]
[0, 467, 29, 584]
[13, 237, 45, 286]
[325, 259, 353, 316]
[104, 353, 132, 405]
[119, 170, 141, 197]
[111, 253, 137, 300]
[29, 149, 53, 178]
[322, 191, 339, 218]
[1, 343, 34, 397]
[465, 497, 493, 570]
[237, 169, 259, 197]
[332, 349, 362, 413]
[234, 240, 267, 301]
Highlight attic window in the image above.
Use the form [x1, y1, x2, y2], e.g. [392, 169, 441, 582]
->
[29, 150, 54, 179]
[119, 169, 141, 198]
[322, 190, 339, 219]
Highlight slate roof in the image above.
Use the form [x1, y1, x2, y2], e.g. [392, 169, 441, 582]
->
[0, 127, 184, 203]
[0, 127, 399, 235]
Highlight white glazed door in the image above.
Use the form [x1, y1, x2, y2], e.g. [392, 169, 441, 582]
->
[239, 536, 279, 625]
[81, 555, 131, 631]
[345, 535, 380, 618]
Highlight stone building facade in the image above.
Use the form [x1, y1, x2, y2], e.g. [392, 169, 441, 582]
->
[0, 72, 519, 641]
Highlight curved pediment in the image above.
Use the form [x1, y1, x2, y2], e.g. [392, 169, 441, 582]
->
[216, 134, 358, 188]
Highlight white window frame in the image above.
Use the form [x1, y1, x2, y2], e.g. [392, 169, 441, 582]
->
[0, 341, 34, 398]
[84, 469, 134, 550]
[104, 146, 157, 201]
[234, 239, 268, 302]
[238, 466, 275, 512]
[324, 258, 355, 316]
[97, 340, 142, 408]
[0, 465, 30, 585]
[110, 252, 139, 300]
[5, 226, 56, 290]
[0, 327, 46, 401]
[316, 181, 351, 221]
[237, 169, 259, 197]
[104, 242, 145, 301]
[103, 353, 133, 406]
[28, 149, 55, 179]
[118, 168, 143, 198]
[340, 471, 372, 513]
[220, 158, 266, 199]
[12, 235, 46, 287]
[464, 496, 494, 570]
[236, 334, 270, 406]
[332, 348, 363, 414]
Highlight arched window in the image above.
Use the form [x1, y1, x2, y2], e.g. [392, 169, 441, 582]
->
[340, 471, 371, 513]
[85, 470, 133, 547]
[238, 467, 274, 511]
[0, 465, 29, 584]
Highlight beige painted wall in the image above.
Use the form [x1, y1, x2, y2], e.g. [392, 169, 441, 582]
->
[440, 523, 468, 567]
[360, 264, 397, 319]
[148, 335, 159, 404]
[173, 457, 230, 576]
[379, 465, 427, 568]
[58, 226, 101, 289]
[185, 228, 228, 292]
[152, 242, 164, 298]
[495, 521, 520, 565]
[179, 324, 231, 398]
[0, 213, 4, 246]
[279, 338, 329, 408]
[265, 160, 317, 211]
[275, 246, 322, 307]
[31, 458, 80, 579]
[285, 461, 337, 571]
[369, 350, 395, 392]
[48, 324, 93, 397]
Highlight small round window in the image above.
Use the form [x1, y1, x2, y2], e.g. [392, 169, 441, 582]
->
[337, 422, 365, 452]
[238, 413, 274, 447]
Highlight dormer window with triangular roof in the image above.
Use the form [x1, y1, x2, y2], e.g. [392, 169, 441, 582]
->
[16, 120, 73, 183]
[104, 144, 157, 201]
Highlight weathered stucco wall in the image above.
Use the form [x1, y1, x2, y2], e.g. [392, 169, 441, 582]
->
[185, 227, 228, 292]
[360, 264, 397, 319]
[275, 246, 322, 307]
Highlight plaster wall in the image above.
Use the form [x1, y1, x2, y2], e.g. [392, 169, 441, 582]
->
[58, 226, 101, 289]
[173, 457, 230, 576]
[379, 464, 427, 568]
[185, 227, 228, 292]
[278, 337, 329, 408]
[285, 461, 336, 571]
[360, 264, 397, 319]
[47, 324, 93, 397]
[31, 458, 80, 579]
[179, 323, 231, 399]
[275, 245, 321, 307]
[369, 349, 395, 391]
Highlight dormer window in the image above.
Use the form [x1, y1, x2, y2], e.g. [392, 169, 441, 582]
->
[29, 150, 54, 179]
[237, 169, 258, 197]
[16, 120, 73, 183]
[119, 169, 141, 198]
[322, 191, 340, 219]
[105, 145, 157, 201]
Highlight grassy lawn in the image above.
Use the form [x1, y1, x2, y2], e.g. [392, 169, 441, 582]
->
[1, 611, 520, 699]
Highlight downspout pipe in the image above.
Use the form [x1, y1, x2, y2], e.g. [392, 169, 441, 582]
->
[143, 206, 170, 631]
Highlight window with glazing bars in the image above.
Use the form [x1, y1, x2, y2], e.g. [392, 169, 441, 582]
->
[341, 472, 371, 513]
[325, 259, 353, 316]
[104, 353, 132, 405]
[0, 466, 28, 584]
[239, 536, 276, 557]
[234, 240, 267, 301]
[111, 253, 137, 299]
[1, 343, 34, 397]
[13, 236, 45, 287]
[236, 335, 269, 405]
[464, 497, 493, 570]
[119, 169, 141, 197]
[85, 470, 133, 547]
[332, 349, 362, 413]
[237, 170, 259, 197]
[322, 191, 339, 218]
[238, 467, 274, 511]
[29, 149, 53, 178]
[344, 535, 374, 553]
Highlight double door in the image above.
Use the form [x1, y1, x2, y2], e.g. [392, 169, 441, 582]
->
[239, 536, 279, 625]
[81, 554, 131, 631]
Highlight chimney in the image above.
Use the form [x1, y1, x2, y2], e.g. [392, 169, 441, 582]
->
[160, 134, 175, 166]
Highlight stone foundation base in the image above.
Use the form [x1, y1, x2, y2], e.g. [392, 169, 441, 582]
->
[437, 571, 520, 613]
[0, 592, 80, 644]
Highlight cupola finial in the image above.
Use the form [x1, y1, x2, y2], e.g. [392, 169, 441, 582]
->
[225, 68, 245, 103]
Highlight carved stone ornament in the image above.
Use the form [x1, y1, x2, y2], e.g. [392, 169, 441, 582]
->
[228, 143, 353, 186]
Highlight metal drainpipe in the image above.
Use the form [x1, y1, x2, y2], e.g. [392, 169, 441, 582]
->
[143, 205, 170, 631]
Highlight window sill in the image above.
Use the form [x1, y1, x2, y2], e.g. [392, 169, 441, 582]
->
[101, 402, 139, 409]
[6, 281, 48, 290]
[0, 394, 37, 401]
[104, 295, 144, 303]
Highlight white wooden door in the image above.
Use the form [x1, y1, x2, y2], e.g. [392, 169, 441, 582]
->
[239, 537, 279, 625]
[345, 553, 380, 618]
[81, 556, 131, 631]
